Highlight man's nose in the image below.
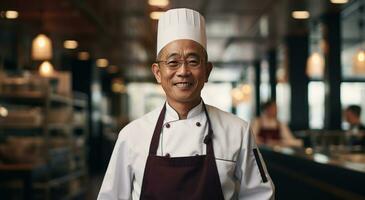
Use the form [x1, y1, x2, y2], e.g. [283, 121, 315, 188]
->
[176, 63, 191, 76]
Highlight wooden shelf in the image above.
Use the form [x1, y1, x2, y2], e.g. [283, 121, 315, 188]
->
[0, 74, 89, 200]
[0, 123, 72, 131]
[50, 94, 72, 105]
[0, 91, 72, 105]
[34, 170, 86, 188]
[0, 91, 46, 104]
[62, 187, 86, 200]
[0, 124, 43, 129]
[0, 163, 45, 171]
[73, 99, 87, 108]
[48, 123, 73, 131]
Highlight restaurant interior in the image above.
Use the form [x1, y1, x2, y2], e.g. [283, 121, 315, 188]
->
[1, 0, 365, 199]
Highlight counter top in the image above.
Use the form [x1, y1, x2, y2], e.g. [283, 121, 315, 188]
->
[262, 145, 365, 173]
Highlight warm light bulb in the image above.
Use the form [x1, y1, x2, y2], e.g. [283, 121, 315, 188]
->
[306, 52, 325, 77]
[241, 84, 251, 94]
[112, 79, 127, 93]
[231, 88, 245, 105]
[148, 0, 169, 7]
[63, 40, 78, 49]
[39, 61, 55, 77]
[78, 51, 90, 60]
[330, 0, 348, 4]
[96, 58, 109, 68]
[150, 11, 164, 20]
[353, 49, 365, 73]
[0, 106, 8, 117]
[357, 50, 365, 62]
[240, 84, 252, 102]
[5, 10, 18, 19]
[292, 11, 310, 19]
[32, 34, 53, 60]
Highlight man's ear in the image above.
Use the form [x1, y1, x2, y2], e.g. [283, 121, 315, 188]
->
[151, 63, 161, 83]
[205, 62, 213, 82]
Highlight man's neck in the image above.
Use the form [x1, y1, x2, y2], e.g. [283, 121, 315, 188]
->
[167, 99, 201, 119]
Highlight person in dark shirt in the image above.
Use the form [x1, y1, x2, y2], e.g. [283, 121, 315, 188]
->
[345, 105, 365, 131]
[344, 105, 365, 148]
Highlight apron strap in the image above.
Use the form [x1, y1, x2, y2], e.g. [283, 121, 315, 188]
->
[202, 103, 214, 156]
[149, 102, 215, 156]
[149, 104, 166, 155]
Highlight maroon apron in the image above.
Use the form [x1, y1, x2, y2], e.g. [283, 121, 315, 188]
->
[258, 120, 281, 143]
[140, 103, 225, 200]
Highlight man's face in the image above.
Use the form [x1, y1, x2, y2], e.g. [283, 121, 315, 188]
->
[345, 110, 357, 124]
[266, 103, 277, 118]
[152, 39, 212, 106]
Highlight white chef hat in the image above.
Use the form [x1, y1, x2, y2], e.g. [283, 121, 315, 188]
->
[157, 8, 207, 56]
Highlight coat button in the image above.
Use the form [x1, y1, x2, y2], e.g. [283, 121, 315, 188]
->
[165, 153, 170, 158]
[166, 123, 170, 128]
[196, 122, 201, 127]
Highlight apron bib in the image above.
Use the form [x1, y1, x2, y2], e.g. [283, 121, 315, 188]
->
[140, 103, 225, 200]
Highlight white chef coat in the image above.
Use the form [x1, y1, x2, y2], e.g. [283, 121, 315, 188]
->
[98, 101, 275, 200]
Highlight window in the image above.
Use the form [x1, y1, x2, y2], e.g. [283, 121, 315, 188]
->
[308, 81, 325, 129]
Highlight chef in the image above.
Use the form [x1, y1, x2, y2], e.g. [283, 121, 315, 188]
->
[98, 8, 275, 200]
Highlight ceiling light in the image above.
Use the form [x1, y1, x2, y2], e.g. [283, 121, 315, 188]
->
[63, 40, 78, 49]
[150, 11, 164, 20]
[292, 11, 310, 19]
[96, 58, 109, 68]
[32, 34, 53, 60]
[78, 51, 90, 60]
[353, 49, 365, 74]
[148, 0, 169, 7]
[39, 61, 55, 77]
[5, 10, 18, 19]
[112, 79, 127, 93]
[358, 50, 365, 62]
[306, 52, 325, 77]
[330, 0, 348, 4]
[0, 106, 8, 117]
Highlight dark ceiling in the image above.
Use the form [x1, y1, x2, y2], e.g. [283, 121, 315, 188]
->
[0, 0, 355, 78]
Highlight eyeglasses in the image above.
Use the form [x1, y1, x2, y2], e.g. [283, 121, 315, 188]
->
[156, 58, 202, 70]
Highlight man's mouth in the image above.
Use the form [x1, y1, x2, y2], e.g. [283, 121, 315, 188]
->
[174, 82, 193, 88]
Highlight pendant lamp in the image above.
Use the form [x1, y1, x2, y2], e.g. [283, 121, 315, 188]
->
[32, 0, 53, 61]
[39, 61, 54, 77]
[352, 5, 365, 74]
[32, 34, 52, 60]
[306, 52, 325, 77]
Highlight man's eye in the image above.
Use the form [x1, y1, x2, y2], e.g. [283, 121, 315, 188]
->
[167, 61, 179, 66]
[188, 60, 199, 66]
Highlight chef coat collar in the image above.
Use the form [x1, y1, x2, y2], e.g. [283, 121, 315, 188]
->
[165, 101, 204, 120]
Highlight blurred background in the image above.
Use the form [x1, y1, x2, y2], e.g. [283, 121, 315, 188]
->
[0, 0, 365, 199]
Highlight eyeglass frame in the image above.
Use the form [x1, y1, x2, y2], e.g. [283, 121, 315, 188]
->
[155, 56, 206, 70]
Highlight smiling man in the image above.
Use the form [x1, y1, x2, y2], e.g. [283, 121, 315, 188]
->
[98, 8, 275, 200]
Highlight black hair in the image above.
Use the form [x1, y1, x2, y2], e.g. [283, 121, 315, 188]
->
[346, 105, 362, 117]
[261, 100, 276, 112]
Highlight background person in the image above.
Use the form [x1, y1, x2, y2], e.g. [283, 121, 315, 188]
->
[252, 100, 302, 147]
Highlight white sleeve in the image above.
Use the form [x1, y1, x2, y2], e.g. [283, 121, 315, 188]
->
[236, 126, 275, 200]
[98, 130, 134, 200]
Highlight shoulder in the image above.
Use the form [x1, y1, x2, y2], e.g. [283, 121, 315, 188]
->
[207, 105, 249, 132]
[207, 105, 248, 126]
[118, 105, 162, 143]
[205, 105, 253, 160]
